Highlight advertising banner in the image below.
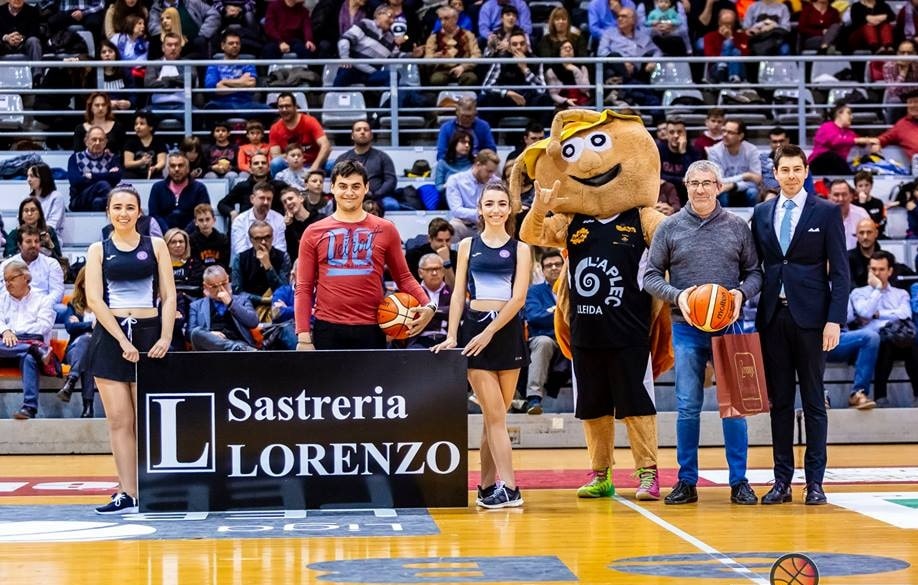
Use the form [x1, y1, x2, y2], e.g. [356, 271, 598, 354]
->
[137, 350, 468, 511]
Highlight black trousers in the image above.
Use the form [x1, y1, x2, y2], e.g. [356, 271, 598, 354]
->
[313, 319, 386, 350]
[760, 305, 828, 485]
[874, 341, 918, 400]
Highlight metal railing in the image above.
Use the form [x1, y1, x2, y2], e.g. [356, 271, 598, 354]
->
[0, 54, 915, 147]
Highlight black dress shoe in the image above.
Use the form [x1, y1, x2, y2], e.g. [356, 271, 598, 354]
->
[81, 401, 94, 418]
[804, 483, 827, 505]
[761, 481, 792, 504]
[57, 376, 77, 403]
[664, 480, 698, 505]
[730, 480, 758, 504]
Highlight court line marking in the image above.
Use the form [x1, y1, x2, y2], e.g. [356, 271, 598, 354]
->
[614, 496, 770, 585]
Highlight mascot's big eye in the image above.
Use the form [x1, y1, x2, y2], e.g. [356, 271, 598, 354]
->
[586, 132, 612, 152]
[560, 137, 584, 162]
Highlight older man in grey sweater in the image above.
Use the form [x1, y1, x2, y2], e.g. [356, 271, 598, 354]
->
[644, 159, 762, 507]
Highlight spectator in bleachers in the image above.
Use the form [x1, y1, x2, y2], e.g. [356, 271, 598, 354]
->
[759, 127, 787, 195]
[546, 40, 592, 110]
[808, 102, 874, 175]
[67, 127, 123, 212]
[597, 8, 662, 107]
[340, 0, 369, 37]
[149, 0, 220, 58]
[180, 136, 207, 179]
[406, 217, 457, 284]
[478, 0, 532, 40]
[523, 249, 566, 415]
[692, 107, 726, 153]
[214, 0, 262, 56]
[147, 7, 187, 60]
[308, 0, 343, 57]
[104, 0, 148, 39]
[0, 0, 44, 65]
[231, 220, 291, 320]
[656, 179, 682, 215]
[305, 170, 334, 214]
[849, 0, 896, 54]
[26, 164, 65, 238]
[853, 171, 887, 235]
[97, 41, 136, 111]
[851, 250, 918, 407]
[825, 294, 880, 409]
[829, 179, 871, 250]
[387, 0, 425, 57]
[423, 5, 481, 87]
[189, 203, 230, 274]
[189, 265, 259, 351]
[850, 217, 883, 288]
[58, 267, 96, 417]
[894, 0, 918, 44]
[204, 31, 264, 111]
[231, 183, 287, 257]
[145, 33, 199, 111]
[659, 118, 702, 203]
[432, 0, 474, 33]
[267, 92, 332, 176]
[0, 260, 55, 420]
[706, 119, 761, 207]
[122, 110, 167, 180]
[203, 121, 239, 181]
[435, 130, 474, 198]
[435, 97, 497, 161]
[644, 0, 688, 55]
[110, 15, 149, 63]
[870, 90, 918, 159]
[688, 0, 738, 41]
[408, 252, 452, 349]
[589, 0, 637, 42]
[219, 153, 286, 222]
[483, 6, 528, 57]
[335, 4, 407, 88]
[334, 121, 398, 207]
[236, 120, 268, 178]
[881, 40, 918, 123]
[148, 151, 211, 232]
[538, 6, 589, 58]
[263, 0, 317, 59]
[275, 144, 310, 191]
[742, 0, 791, 56]
[165, 227, 199, 348]
[4, 199, 62, 260]
[479, 30, 551, 126]
[702, 8, 748, 83]
[280, 186, 314, 263]
[446, 149, 500, 240]
[0, 226, 65, 308]
[73, 93, 127, 155]
[50, 0, 106, 42]
[506, 121, 544, 164]
[797, 0, 842, 53]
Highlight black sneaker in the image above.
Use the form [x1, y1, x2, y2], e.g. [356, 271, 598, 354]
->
[95, 492, 138, 515]
[478, 484, 523, 509]
[12, 406, 36, 420]
[664, 480, 698, 505]
[526, 396, 543, 415]
[476, 484, 496, 505]
[730, 480, 758, 504]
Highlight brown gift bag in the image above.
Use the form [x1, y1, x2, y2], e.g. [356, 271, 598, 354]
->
[711, 325, 770, 418]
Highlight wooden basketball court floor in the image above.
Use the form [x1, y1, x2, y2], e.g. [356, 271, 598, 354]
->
[1, 445, 917, 584]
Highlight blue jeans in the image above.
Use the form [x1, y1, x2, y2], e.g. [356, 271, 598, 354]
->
[672, 322, 748, 487]
[825, 328, 880, 395]
[64, 334, 95, 402]
[0, 338, 41, 411]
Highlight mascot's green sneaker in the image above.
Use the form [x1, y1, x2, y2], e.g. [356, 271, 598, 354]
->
[577, 468, 614, 498]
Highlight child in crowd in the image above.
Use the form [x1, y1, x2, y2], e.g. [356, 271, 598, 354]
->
[853, 170, 886, 236]
[237, 120, 269, 177]
[123, 110, 167, 180]
[275, 144, 308, 190]
[188, 203, 231, 276]
[180, 136, 208, 179]
[204, 121, 239, 181]
[304, 169, 334, 217]
[645, 0, 681, 27]
[692, 108, 725, 153]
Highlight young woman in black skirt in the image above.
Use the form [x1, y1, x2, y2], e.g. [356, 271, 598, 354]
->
[432, 182, 531, 509]
[85, 185, 176, 514]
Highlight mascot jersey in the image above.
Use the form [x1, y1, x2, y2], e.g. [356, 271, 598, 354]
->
[566, 209, 651, 349]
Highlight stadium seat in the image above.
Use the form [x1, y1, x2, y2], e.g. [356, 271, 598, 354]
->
[321, 92, 367, 129]
[758, 61, 800, 87]
[885, 207, 908, 239]
[322, 64, 340, 88]
[826, 87, 880, 124]
[379, 92, 425, 130]
[0, 94, 25, 130]
[772, 88, 821, 125]
[662, 89, 707, 125]
[650, 61, 693, 86]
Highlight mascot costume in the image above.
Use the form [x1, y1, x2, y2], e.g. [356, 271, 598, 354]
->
[514, 109, 673, 501]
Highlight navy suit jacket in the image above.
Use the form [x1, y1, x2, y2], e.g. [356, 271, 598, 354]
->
[751, 194, 850, 330]
[188, 294, 259, 347]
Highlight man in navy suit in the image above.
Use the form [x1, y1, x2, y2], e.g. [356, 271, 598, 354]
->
[751, 144, 849, 506]
[188, 265, 260, 351]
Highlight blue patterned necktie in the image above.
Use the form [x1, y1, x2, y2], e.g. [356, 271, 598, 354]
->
[779, 199, 796, 254]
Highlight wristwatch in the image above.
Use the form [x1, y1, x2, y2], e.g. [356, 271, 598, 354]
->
[424, 302, 437, 313]
[442, 260, 452, 269]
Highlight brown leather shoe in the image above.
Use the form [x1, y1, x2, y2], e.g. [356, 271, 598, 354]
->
[848, 390, 876, 410]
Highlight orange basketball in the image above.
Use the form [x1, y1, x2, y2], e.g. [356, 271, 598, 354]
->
[770, 554, 819, 585]
[687, 283, 735, 332]
[377, 292, 421, 340]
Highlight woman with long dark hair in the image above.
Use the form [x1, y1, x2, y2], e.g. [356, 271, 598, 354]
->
[435, 130, 474, 195]
[27, 163, 64, 236]
[97, 40, 136, 111]
[545, 40, 592, 110]
[432, 182, 531, 509]
[73, 92, 126, 154]
[85, 184, 176, 514]
[4, 198, 62, 259]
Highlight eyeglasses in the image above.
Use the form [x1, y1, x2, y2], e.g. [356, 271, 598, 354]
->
[205, 280, 229, 289]
[420, 266, 443, 272]
[542, 262, 564, 269]
[250, 234, 272, 241]
[4, 273, 25, 284]
[685, 180, 718, 189]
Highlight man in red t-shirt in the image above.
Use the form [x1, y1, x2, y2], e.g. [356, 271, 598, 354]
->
[294, 160, 436, 350]
[268, 92, 332, 176]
